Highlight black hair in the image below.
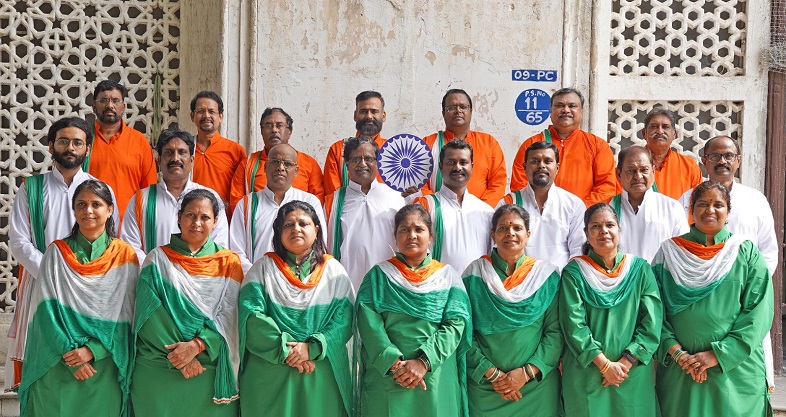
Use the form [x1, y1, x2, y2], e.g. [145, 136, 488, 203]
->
[68, 180, 117, 239]
[617, 145, 654, 169]
[259, 107, 294, 130]
[93, 79, 126, 101]
[439, 138, 474, 164]
[179, 189, 221, 219]
[394, 204, 433, 237]
[644, 107, 677, 130]
[48, 117, 94, 146]
[156, 129, 196, 156]
[355, 91, 385, 108]
[550, 87, 584, 107]
[441, 89, 473, 112]
[581, 203, 619, 255]
[524, 140, 560, 164]
[272, 200, 328, 267]
[492, 204, 530, 231]
[689, 180, 731, 215]
[189, 91, 224, 114]
[703, 135, 741, 155]
[343, 136, 379, 160]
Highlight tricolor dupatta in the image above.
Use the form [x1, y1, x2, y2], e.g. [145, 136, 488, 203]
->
[463, 256, 560, 335]
[652, 234, 746, 315]
[564, 254, 646, 308]
[134, 246, 243, 404]
[238, 253, 355, 415]
[18, 239, 139, 416]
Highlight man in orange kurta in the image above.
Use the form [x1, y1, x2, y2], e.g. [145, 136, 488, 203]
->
[414, 89, 507, 207]
[229, 107, 324, 214]
[510, 88, 617, 206]
[86, 80, 157, 222]
[641, 107, 702, 200]
[323, 91, 387, 196]
[190, 91, 247, 213]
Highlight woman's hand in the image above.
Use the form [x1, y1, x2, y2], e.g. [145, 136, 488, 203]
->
[63, 346, 94, 367]
[681, 351, 718, 383]
[295, 360, 315, 374]
[392, 359, 428, 390]
[180, 358, 207, 379]
[165, 339, 202, 370]
[73, 363, 97, 380]
[601, 361, 629, 387]
[285, 342, 311, 368]
[493, 367, 526, 401]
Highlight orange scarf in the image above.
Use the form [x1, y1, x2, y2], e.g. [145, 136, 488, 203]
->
[267, 252, 333, 289]
[388, 257, 445, 284]
[576, 254, 627, 278]
[672, 237, 725, 260]
[482, 255, 537, 290]
[161, 246, 244, 283]
[53, 239, 138, 275]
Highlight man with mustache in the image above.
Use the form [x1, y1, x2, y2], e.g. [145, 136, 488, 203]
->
[230, 107, 324, 214]
[678, 135, 778, 393]
[85, 80, 157, 222]
[641, 108, 702, 200]
[498, 141, 585, 270]
[229, 144, 325, 273]
[323, 91, 388, 197]
[415, 139, 493, 273]
[324, 137, 405, 289]
[609, 145, 687, 262]
[411, 89, 507, 207]
[510, 88, 617, 207]
[121, 129, 228, 264]
[190, 91, 247, 217]
[8, 116, 118, 389]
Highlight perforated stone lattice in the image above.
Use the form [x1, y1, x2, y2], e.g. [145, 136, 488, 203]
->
[0, 1, 181, 312]
[607, 100, 744, 160]
[610, 0, 747, 76]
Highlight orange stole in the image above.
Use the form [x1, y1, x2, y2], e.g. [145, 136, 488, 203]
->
[388, 257, 445, 284]
[53, 239, 138, 275]
[160, 246, 244, 284]
[482, 255, 536, 290]
[267, 252, 334, 289]
[576, 254, 627, 278]
[672, 237, 725, 260]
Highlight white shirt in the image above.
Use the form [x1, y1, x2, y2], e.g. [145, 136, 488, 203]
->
[121, 178, 229, 264]
[420, 187, 493, 274]
[230, 186, 326, 274]
[617, 190, 689, 262]
[326, 180, 405, 289]
[498, 185, 586, 270]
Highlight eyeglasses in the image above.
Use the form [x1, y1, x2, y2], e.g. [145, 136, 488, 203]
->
[194, 108, 219, 116]
[706, 152, 739, 163]
[347, 156, 376, 164]
[268, 159, 297, 170]
[444, 105, 471, 113]
[95, 98, 123, 106]
[262, 122, 289, 130]
[54, 138, 86, 150]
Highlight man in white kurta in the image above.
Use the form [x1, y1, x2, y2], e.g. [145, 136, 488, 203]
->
[324, 138, 405, 289]
[613, 146, 688, 262]
[415, 139, 493, 274]
[7, 117, 118, 390]
[230, 144, 325, 273]
[498, 141, 585, 269]
[678, 135, 777, 391]
[121, 130, 228, 264]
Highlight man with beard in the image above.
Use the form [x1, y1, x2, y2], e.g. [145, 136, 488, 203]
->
[323, 91, 388, 197]
[609, 145, 687, 262]
[641, 107, 701, 200]
[498, 141, 585, 270]
[121, 129, 228, 264]
[190, 91, 247, 215]
[678, 135, 778, 393]
[510, 88, 617, 207]
[414, 139, 493, 273]
[7, 116, 118, 390]
[229, 107, 324, 214]
[412, 89, 507, 207]
[84, 80, 157, 221]
[229, 143, 325, 273]
[324, 137, 405, 289]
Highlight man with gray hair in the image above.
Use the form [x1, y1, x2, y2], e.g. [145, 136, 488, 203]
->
[642, 107, 702, 200]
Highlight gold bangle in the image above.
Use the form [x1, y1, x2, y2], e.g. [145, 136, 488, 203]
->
[600, 360, 611, 374]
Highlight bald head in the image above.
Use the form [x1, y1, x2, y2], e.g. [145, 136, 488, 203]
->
[265, 144, 299, 192]
[703, 135, 740, 155]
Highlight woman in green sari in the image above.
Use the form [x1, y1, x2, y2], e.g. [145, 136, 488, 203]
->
[653, 181, 773, 416]
[130, 189, 242, 416]
[238, 200, 354, 417]
[19, 180, 138, 417]
[559, 202, 662, 417]
[463, 204, 563, 417]
[356, 204, 472, 417]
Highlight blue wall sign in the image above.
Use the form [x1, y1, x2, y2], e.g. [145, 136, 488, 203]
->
[515, 89, 550, 126]
[511, 69, 558, 82]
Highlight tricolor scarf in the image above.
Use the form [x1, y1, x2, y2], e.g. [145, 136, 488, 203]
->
[415, 194, 446, 261]
[357, 256, 472, 417]
[652, 232, 746, 316]
[132, 185, 159, 252]
[325, 187, 348, 261]
[564, 253, 646, 308]
[18, 239, 139, 416]
[463, 254, 560, 335]
[430, 131, 446, 191]
[240, 192, 261, 260]
[134, 246, 243, 403]
[238, 253, 355, 414]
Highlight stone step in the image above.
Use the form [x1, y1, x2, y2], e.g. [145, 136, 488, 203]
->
[0, 393, 18, 417]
